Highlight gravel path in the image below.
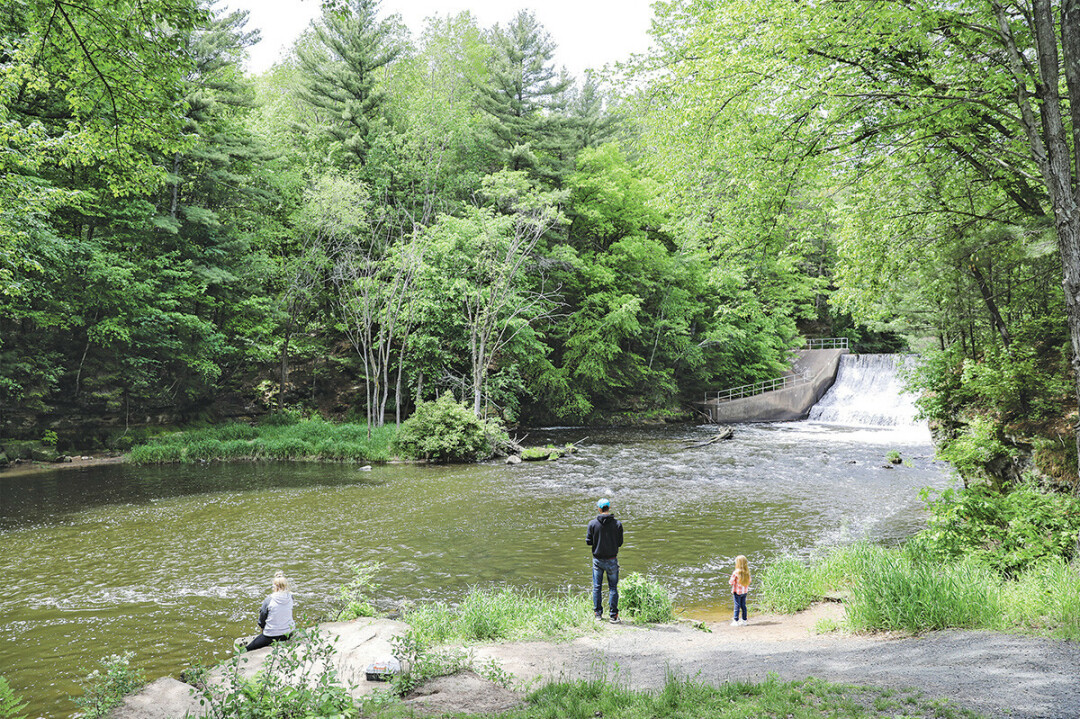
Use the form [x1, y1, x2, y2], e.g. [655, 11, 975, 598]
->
[469, 604, 1080, 719]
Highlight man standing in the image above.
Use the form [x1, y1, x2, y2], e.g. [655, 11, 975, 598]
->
[586, 497, 623, 622]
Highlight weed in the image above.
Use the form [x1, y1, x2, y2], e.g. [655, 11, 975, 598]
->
[618, 573, 674, 623]
[72, 652, 144, 719]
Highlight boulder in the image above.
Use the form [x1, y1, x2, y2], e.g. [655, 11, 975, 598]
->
[109, 677, 206, 719]
[505, 455, 522, 465]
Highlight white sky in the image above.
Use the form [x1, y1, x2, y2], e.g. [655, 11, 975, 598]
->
[222, 0, 655, 79]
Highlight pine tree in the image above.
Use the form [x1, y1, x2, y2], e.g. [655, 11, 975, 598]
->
[476, 10, 574, 180]
[297, 0, 403, 168]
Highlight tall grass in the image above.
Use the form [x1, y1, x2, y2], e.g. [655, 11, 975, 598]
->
[845, 552, 1002, 632]
[403, 587, 597, 645]
[1002, 557, 1080, 640]
[759, 542, 1080, 638]
[129, 418, 396, 464]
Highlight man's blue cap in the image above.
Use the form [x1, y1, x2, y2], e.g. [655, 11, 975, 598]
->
[597, 498, 610, 509]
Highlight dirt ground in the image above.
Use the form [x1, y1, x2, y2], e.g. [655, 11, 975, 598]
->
[441, 603, 1080, 719]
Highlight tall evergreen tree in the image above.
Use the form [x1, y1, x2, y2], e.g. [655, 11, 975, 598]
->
[297, 0, 403, 169]
[476, 10, 574, 180]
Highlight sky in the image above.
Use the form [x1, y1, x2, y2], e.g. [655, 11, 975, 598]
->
[223, 0, 655, 79]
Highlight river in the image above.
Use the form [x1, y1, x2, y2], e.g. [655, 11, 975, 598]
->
[0, 417, 952, 717]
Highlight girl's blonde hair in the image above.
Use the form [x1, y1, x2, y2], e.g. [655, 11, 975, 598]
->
[734, 555, 750, 587]
[272, 571, 290, 592]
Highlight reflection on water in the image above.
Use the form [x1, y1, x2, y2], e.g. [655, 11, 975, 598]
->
[0, 422, 951, 717]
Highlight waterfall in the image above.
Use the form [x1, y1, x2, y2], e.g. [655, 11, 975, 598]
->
[808, 354, 921, 427]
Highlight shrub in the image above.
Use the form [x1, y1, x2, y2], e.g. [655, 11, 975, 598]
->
[618, 573, 674, 623]
[73, 652, 145, 719]
[392, 393, 508, 462]
[197, 631, 358, 718]
[334, 562, 383, 620]
[915, 482, 1080, 576]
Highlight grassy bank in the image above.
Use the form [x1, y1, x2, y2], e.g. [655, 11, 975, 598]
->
[758, 543, 1080, 639]
[492, 675, 983, 719]
[128, 418, 396, 464]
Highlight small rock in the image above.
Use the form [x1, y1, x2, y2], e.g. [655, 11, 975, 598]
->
[81, 456, 92, 460]
[53, 455, 72, 463]
[358, 465, 372, 471]
[505, 455, 522, 465]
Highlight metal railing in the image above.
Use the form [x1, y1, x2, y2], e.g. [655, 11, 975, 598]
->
[704, 371, 813, 404]
[805, 337, 849, 350]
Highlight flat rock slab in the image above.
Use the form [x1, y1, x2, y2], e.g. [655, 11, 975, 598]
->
[209, 617, 409, 700]
[110, 677, 205, 719]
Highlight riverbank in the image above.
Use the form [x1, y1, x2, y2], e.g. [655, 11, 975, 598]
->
[0, 453, 125, 478]
[113, 602, 1080, 719]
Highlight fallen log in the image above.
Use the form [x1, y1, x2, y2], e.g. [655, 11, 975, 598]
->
[683, 427, 734, 448]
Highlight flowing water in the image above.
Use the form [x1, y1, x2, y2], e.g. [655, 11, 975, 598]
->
[0, 358, 952, 717]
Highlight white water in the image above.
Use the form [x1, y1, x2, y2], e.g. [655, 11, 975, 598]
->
[808, 354, 922, 428]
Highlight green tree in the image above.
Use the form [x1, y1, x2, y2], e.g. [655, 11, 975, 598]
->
[476, 10, 574, 180]
[298, 0, 404, 169]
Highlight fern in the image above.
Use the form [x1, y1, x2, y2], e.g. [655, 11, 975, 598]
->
[0, 677, 27, 719]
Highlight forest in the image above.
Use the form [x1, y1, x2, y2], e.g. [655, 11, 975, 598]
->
[2, 0, 1079, 489]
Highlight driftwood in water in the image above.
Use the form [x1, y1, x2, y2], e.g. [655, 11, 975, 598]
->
[683, 427, 734, 448]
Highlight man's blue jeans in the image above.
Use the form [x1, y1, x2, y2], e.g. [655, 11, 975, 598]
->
[592, 557, 619, 617]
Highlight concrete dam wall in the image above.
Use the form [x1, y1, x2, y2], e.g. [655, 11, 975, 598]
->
[705, 348, 847, 423]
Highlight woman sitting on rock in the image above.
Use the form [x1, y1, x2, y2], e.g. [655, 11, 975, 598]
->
[244, 571, 294, 651]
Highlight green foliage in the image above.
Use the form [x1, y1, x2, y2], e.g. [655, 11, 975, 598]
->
[128, 419, 395, 464]
[388, 630, 470, 696]
[761, 541, 1080, 638]
[334, 562, 383, 621]
[392, 394, 507, 463]
[617, 573, 675, 623]
[522, 675, 977, 719]
[757, 557, 818, 614]
[197, 631, 358, 718]
[402, 587, 596, 645]
[1002, 557, 1080, 640]
[72, 652, 145, 719]
[845, 550, 1002, 633]
[913, 483, 1080, 576]
[0, 677, 27, 719]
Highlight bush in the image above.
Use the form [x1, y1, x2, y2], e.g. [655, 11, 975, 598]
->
[73, 652, 145, 719]
[914, 482, 1080, 576]
[197, 631, 357, 718]
[334, 562, 383, 620]
[392, 393, 508, 462]
[618, 573, 674, 623]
